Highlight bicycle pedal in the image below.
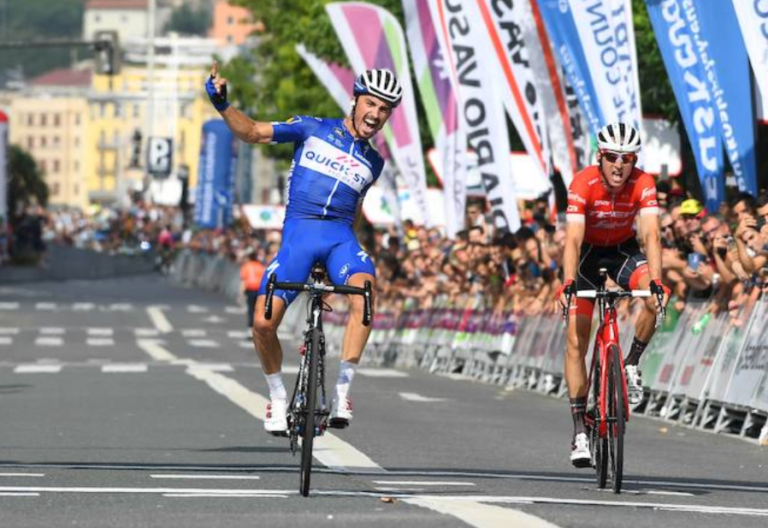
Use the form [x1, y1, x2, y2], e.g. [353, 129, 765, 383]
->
[328, 418, 349, 429]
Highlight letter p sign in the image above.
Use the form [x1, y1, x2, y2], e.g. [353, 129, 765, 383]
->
[147, 137, 173, 178]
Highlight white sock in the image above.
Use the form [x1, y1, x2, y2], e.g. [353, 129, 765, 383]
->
[265, 372, 287, 401]
[335, 360, 357, 401]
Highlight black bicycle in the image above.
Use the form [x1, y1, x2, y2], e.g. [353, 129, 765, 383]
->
[264, 264, 372, 497]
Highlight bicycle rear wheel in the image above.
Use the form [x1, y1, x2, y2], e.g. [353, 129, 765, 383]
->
[592, 359, 608, 489]
[299, 328, 321, 497]
[608, 344, 625, 493]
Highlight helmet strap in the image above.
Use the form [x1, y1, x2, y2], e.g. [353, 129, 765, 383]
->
[350, 97, 361, 138]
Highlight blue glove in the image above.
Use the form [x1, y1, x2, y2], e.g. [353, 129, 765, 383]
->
[205, 75, 230, 111]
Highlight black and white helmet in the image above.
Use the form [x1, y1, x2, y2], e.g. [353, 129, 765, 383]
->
[597, 122, 641, 153]
[353, 68, 403, 107]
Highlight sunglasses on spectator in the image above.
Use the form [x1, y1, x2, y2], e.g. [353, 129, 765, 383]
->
[661, 224, 673, 231]
[601, 151, 637, 164]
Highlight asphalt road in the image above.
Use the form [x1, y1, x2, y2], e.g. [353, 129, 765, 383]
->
[0, 274, 767, 528]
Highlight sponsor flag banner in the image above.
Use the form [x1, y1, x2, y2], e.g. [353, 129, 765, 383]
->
[402, 0, 466, 237]
[693, 0, 757, 197]
[473, 0, 550, 185]
[195, 120, 239, 229]
[326, 2, 432, 226]
[731, 1, 768, 125]
[0, 111, 7, 228]
[645, 0, 723, 211]
[567, 0, 643, 134]
[537, 0, 605, 135]
[430, 0, 521, 233]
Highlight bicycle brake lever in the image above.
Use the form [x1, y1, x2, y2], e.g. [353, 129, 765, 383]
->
[265, 274, 276, 320]
[362, 281, 372, 327]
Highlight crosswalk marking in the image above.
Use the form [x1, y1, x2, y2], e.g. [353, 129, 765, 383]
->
[102, 364, 148, 373]
[35, 337, 63, 347]
[105, 303, 133, 312]
[39, 328, 65, 335]
[87, 328, 114, 336]
[186, 364, 234, 373]
[72, 303, 95, 311]
[35, 303, 57, 311]
[87, 338, 115, 347]
[188, 339, 219, 348]
[181, 329, 207, 337]
[225, 306, 246, 314]
[399, 392, 449, 403]
[0, 328, 19, 335]
[357, 368, 409, 378]
[0, 302, 19, 310]
[227, 330, 250, 339]
[15, 364, 62, 373]
[134, 328, 160, 337]
[0, 337, 12, 345]
[187, 305, 209, 313]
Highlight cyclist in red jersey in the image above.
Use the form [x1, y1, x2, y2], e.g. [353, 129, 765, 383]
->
[556, 122, 669, 467]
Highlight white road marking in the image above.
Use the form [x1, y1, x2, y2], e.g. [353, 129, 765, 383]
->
[163, 493, 289, 498]
[225, 306, 246, 314]
[39, 327, 65, 335]
[150, 474, 261, 481]
[72, 303, 95, 311]
[35, 303, 57, 311]
[188, 339, 219, 348]
[0, 302, 20, 310]
[238, 341, 254, 349]
[137, 339, 176, 361]
[181, 329, 207, 337]
[357, 368, 409, 378]
[87, 338, 115, 347]
[186, 364, 234, 373]
[203, 315, 225, 323]
[134, 328, 160, 337]
[102, 364, 148, 373]
[0, 337, 12, 345]
[227, 330, 250, 339]
[35, 337, 63, 347]
[146, 306, 173, 333]
[372, 480, 475, 487]
[87, 328, 113, 336]
[187, 305, 209, 313]
[15, 365, 62, 373]
[0, 327, 20, 334]
[0, 485, 290, 496]
[106, 303, 133, 312]
[0, 473, 45, 478]
[281, 365, 300, 374]
[0, 492, 39, 497]
[399, 392, 449, 403]
[375, 487, 424, 492]
[137, 341, 382, 473]
[404, 497, 561, 528]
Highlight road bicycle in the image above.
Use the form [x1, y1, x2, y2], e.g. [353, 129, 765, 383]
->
[564, 269, 664, 493]
[264, 264, 372, 497]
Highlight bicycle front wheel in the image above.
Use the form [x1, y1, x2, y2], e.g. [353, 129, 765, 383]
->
[299, 328, 321, 497]
[592, 358, 608, 489]
[608, 344, 625, 493]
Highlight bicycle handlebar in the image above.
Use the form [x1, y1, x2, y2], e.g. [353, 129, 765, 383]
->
[264, 274, 372, 326]
[562, 288, 666, 328]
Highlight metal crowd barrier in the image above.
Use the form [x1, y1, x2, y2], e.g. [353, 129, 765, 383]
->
[169, 250, 768, 445]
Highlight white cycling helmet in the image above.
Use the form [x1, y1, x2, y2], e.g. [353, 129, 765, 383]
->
[353, 68, 403, 107]
[597, 122, 641, 153]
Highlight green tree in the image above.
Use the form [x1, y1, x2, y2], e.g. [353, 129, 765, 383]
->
[165, 4, 211, 36]
[0, 0, 88, 82]
[7, 145, 49, 222]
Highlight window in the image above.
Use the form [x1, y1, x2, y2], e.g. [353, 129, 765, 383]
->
[27, 114, 33, 126]
[227, 35, 234, 44]
[75, 114, 81, 126]
[114, 103, 122, 118]
[133, 103, 140, 118]
[52, 182, 60, 196]
[40, 114, 47, 127]
[27, 137, 34, 149]
[53, 160, 60, 173]
[53, 114, 61, 127]
[53, 136, 60, 148]
[74, 136, 80, 148]
[99, 103, 106, 118]
[74, 161, 80, 173]
[41, 137, 47, 148]
[40, 160, 47, 172]
[227, 16, 234, 25]
[73, 183, 79, 195]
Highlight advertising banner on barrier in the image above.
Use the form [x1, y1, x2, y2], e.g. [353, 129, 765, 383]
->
[473, 0, 550, 185]
[645, 0, 724, 211]
[326, 2, 432, 225]
[194, 120, 238, 229]
[643, 304, 696, 393]
[691, 0, 758, 198]
[725, 299, 768, 409]
[403, 0, 466, 238]
[537, 0, 605, 135]
[430, 0, 521, 233]
[673, 310, 729, 402]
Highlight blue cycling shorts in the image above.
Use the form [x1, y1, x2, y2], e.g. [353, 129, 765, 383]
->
[258, 218, 376, 305]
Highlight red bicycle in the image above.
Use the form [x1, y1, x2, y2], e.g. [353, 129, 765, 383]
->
[565, 268, 664, 493]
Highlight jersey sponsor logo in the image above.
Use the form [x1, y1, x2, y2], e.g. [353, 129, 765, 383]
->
[266, 260, 280, 276]
[333, 127, 346, 139]
[590, 210, 636, 219]
[286, 116, 302, 124]
[339, 263, 350, 277]
[357, 250, 369, 263]
[646, 200, 658, 207]
[594, 199, 611, 206]
[567, 205, 580, 213]
[588, 177, 599, 185]
[299, 136, 373, 193]
[568, 192, 586, 205]
[641, 186, 656, 201]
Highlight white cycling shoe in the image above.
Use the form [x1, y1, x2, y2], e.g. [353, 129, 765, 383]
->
[625, 365, 644, 405]
[264, 399, 288, 435]
[570, 432, 592, 468]
[329, 397, 353, 429]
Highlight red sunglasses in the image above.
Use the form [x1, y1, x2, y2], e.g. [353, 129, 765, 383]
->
[601, 151, 637, 164]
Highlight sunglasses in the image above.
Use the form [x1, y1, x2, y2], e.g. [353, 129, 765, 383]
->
[661, 224, 673, 231]
[601, 151, 637, 164]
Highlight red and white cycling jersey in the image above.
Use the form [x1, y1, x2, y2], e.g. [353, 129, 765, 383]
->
[566, 166, 659, 246]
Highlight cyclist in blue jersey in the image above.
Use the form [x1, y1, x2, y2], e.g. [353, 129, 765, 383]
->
[206, 61, 402, 434]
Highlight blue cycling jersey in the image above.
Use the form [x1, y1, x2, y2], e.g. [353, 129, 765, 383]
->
[271, 116, 385, 226]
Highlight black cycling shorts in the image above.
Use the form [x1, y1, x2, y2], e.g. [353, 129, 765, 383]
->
[576, 238, 648, 291]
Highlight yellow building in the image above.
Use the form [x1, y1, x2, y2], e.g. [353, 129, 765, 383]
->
[6, 69, 91, 210]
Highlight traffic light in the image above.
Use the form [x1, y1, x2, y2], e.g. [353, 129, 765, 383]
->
[94, 30, 120, 75]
